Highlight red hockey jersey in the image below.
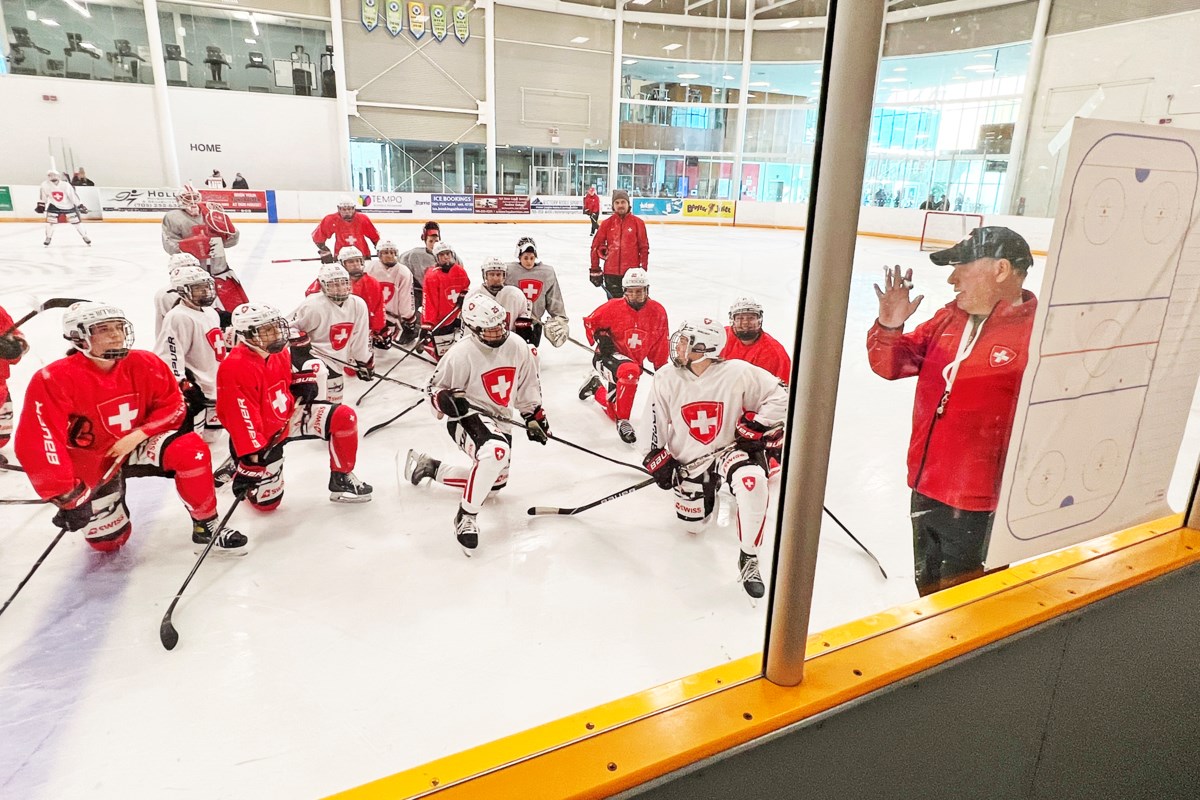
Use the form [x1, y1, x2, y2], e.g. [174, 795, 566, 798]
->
[15, 351, 185, 498]
[0, 305, 26, 386]
[721, 328, 792, 385]
[422, 264, 471, 330]
[306, 272, 386, 334]
[311, 212, 381, 256]
[216, 342, 295, 457]
[583, 298, 669, 369]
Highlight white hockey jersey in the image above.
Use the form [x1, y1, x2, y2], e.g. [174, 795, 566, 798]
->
[365, 257, 416, 323]
[153, 284, 228, 337]
[39, 180, 82, 212]
[289, 293, 371, 371]
[153, 303, 226, 397]
[504, 260, 567, 321]
[426, 333, 542, 427]
[467, 285, 532, 331]
[649, 359, 788, 465]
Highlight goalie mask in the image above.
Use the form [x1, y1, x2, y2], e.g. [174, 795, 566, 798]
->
[462, 296, 508, 349]
[177, 183, 202, 215]
[337, 245, 366, 278]
[729, 296, 764, 344]
[232, 303, 290, 354]
[318, 263, 353, 304]
[170, 265, 217, 307]
[669, 318, 724, 368]
[63, 301, 134, 361]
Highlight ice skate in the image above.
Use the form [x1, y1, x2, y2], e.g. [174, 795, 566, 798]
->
[84, 237, 92, 246]
[329, 470, 373, 503]
[213, 457, 236, 487]
[578, 374, 601, 401]
[616, 419, 637, 444]
[454, 506, 479, 556]
[192, 516, 248, 556]
[738, 551, 765, 600]
[43, 238, 50, 246]
[404, 449, 440, 486]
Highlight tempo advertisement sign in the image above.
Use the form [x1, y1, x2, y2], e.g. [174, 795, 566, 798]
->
[356, 192, 422, 214]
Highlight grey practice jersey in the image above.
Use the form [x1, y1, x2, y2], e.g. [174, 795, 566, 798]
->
[504, 261, 567, 321]
[400, 247, 437, 288]
[161, 209, 240, 276]
[467, 285, 532, 331]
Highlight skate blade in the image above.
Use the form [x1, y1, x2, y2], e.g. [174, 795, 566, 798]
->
[193, 545, 249, 557]
[330, 492, 373, 504]
[460, 545, 475, 558]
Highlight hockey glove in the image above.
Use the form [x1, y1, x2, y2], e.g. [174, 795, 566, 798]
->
[433, 389, 470, 419]
[78, 205, 88, 215]
[589, 269, 603, 287]
[734, 412, 772, 453]
[398, 316, 420, 346]
[0, 334, 25, 360]
[35, 202, 46, 214]
[643, 448, 681, 490]
[372, 322, 397, 351]
[513, 316, 540, 347]
[50, 481, 92, 530]
[180, 378, 208, 419]
[318, 247, 335, 264]
[232, 458, 268, 500]
[353, 359, 375, 381]
[523, 406, 550, 445]
[594, 329, 617, 359]
[289, 365, 320, 406]
[543, 316, 569, 348]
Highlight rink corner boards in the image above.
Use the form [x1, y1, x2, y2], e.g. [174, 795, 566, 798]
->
[329, 513, 1197, 800]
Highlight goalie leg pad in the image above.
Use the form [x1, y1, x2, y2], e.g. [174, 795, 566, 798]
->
[213, 275, 249, 311]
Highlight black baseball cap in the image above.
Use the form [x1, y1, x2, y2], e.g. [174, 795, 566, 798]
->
[930, 226, 1033, 271]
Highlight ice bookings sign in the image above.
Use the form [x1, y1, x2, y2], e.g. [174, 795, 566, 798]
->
[101, 188, 180, 213]
[431, 194, 473, 214]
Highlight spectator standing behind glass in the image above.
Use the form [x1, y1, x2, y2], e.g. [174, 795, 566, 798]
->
[231, 173, 249, 190]
[589, 189, 649, 300]
[206, 170, 226, 189]
[71, 168, 95, 187]
[866, 227, 1037, 597]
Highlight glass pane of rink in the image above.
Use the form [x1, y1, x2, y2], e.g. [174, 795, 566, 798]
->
[1, 221, 1196, 799]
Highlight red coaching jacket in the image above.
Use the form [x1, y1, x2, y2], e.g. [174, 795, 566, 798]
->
[590, 212, 649, 276]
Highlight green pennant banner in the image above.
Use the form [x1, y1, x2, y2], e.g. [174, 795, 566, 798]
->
[361, 0, 379, 31]
[385, 0, 403, 35]
[407, 1, 427, 39]
[452, 5, 470, 43]
[430, 4, 448, 41]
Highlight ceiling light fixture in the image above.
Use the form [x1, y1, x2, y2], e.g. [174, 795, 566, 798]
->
[881, 77, 906, 83]
[250, 13, 259, 36]
[245, 38, 257, 44]
[662, 43, 682, 51]
[722, 74, 735, 80]
[623, 58, 638, 65]
[630, 0, 654, 5]
[62, 0, 92, 19]
[570, 36, 589, 44]
[780, 20, 800, 29]
[41, 17, 60, 26]
[893, 66, 907, 72]
[749, 81, 769, 87]
[677, 72, 700, 79]
[26, 9, 37, 20]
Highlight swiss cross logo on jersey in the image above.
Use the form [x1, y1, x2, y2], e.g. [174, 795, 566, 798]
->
[98, 394, 141, 436]
[329, 322, 353, 351]
[52, 191, 65, 203]
[626, 326, 647, 353]
[990, 345, 1016, 367]
[381, 284, 395, 304]
[481, 366, 516, 406]
[494, 445, 507, 461]
[681, 401, 724, 445]
[742, 475, 757, 492]
[266, 380, 291, 420]
[446, 288, 463, 305]
[518, 279, 543, 303]
[205, 327, 227, 360]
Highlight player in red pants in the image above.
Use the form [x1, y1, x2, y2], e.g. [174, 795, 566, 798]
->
[0, 303, 30, 465]
[14, 301, 245, 553]
[578, 268, 669, 444]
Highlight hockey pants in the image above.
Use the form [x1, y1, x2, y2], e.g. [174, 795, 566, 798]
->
[44, 207, 88, 242]
[591, 351, 640, 421]
[431, 414, 512, 515]
[674, 449, 769, 554]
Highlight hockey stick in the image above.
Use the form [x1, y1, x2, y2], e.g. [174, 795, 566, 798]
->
[159, 497, 244, 651]
[0, 462, 26, 472]
[2, 296, 88, 338]
[269, 255, 325, 264]
[365, 396, 425, 437]
[356, 306, 457, 404]
[822, 506, 888, 580]
[0, 498, 48, 505]
[567, 335, 654, 376]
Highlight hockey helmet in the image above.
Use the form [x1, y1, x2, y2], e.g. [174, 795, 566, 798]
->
[729, 296, 764, 343]
[63, 301, 134, 360]
[462, 296, 508, 349]
[317, 263, 353, 303]
[170, 265, 217, 307]
[669, 318, 724, 368]
[515, 236, 539, 263]
[46, 169, 61, 181]
[622, 268, 650, 310]
[432, 241, 456, 266]
[481, 256, 507, 282]
[337, 245, 366, 276]
[167, 252, 202, 272]
[232, 303, 290, 354]
[336, 196, 357, 209]
[377, 240, 399, 256]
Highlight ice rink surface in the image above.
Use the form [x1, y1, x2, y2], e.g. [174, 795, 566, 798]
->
[1, 220, 1197, 799]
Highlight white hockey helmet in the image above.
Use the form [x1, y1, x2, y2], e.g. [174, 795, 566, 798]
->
[169, 264, 217, 307]
[462, 296, 508, 348]
[63, 301, 134, 360]
[317, 263, 353, 303]
[176, 183, 202, 209]
[729, 296, 764, 343]
[167, 252, 202, 272]
[336, 196, 357, 209]
[377, 240, 398, 255]
[481, 256, 507, 279]
[432, 241, 456, 266]
[232, 303, 290, 354]
[669, 317, 724, 368]
[515, 236, 539, 263]
[47, 169, 61, 181]
[337, 245, 365, 271]
[622, 268, 649, 290]
[729, 296, 763, 320]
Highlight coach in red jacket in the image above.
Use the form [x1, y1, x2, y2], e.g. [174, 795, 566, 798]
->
[867, 226, 1037, 597]
[583, 185, 601, 237]
[589, 189, 648, 299]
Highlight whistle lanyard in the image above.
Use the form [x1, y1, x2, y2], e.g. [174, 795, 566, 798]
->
[936, 314, 987, 416]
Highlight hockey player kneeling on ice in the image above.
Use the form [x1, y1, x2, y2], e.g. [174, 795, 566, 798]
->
[421, 242, 471, 361]
[0, 304, 31, 465]
[405, 296, 547, 556]
[154, 252, 234, 338]
[364, 241, 419, 348]
[643, 318, 787, 599]
[217, 304, 372, 508]
[154, 265, 227, 435]
[720, 296, 792, 472]
[579, 268, 669, 444]
[289, 263, 373, 404]
[305, 247, 389, 352]
[468, 257, 538, 348]
[162, 184, 248, 312]
[37, 169, 91, 246]
[504, 237, 569, 348]
[14, 302, 246, 553]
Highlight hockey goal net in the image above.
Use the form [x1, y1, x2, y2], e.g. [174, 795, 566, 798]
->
[920, 211, 984, 251]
